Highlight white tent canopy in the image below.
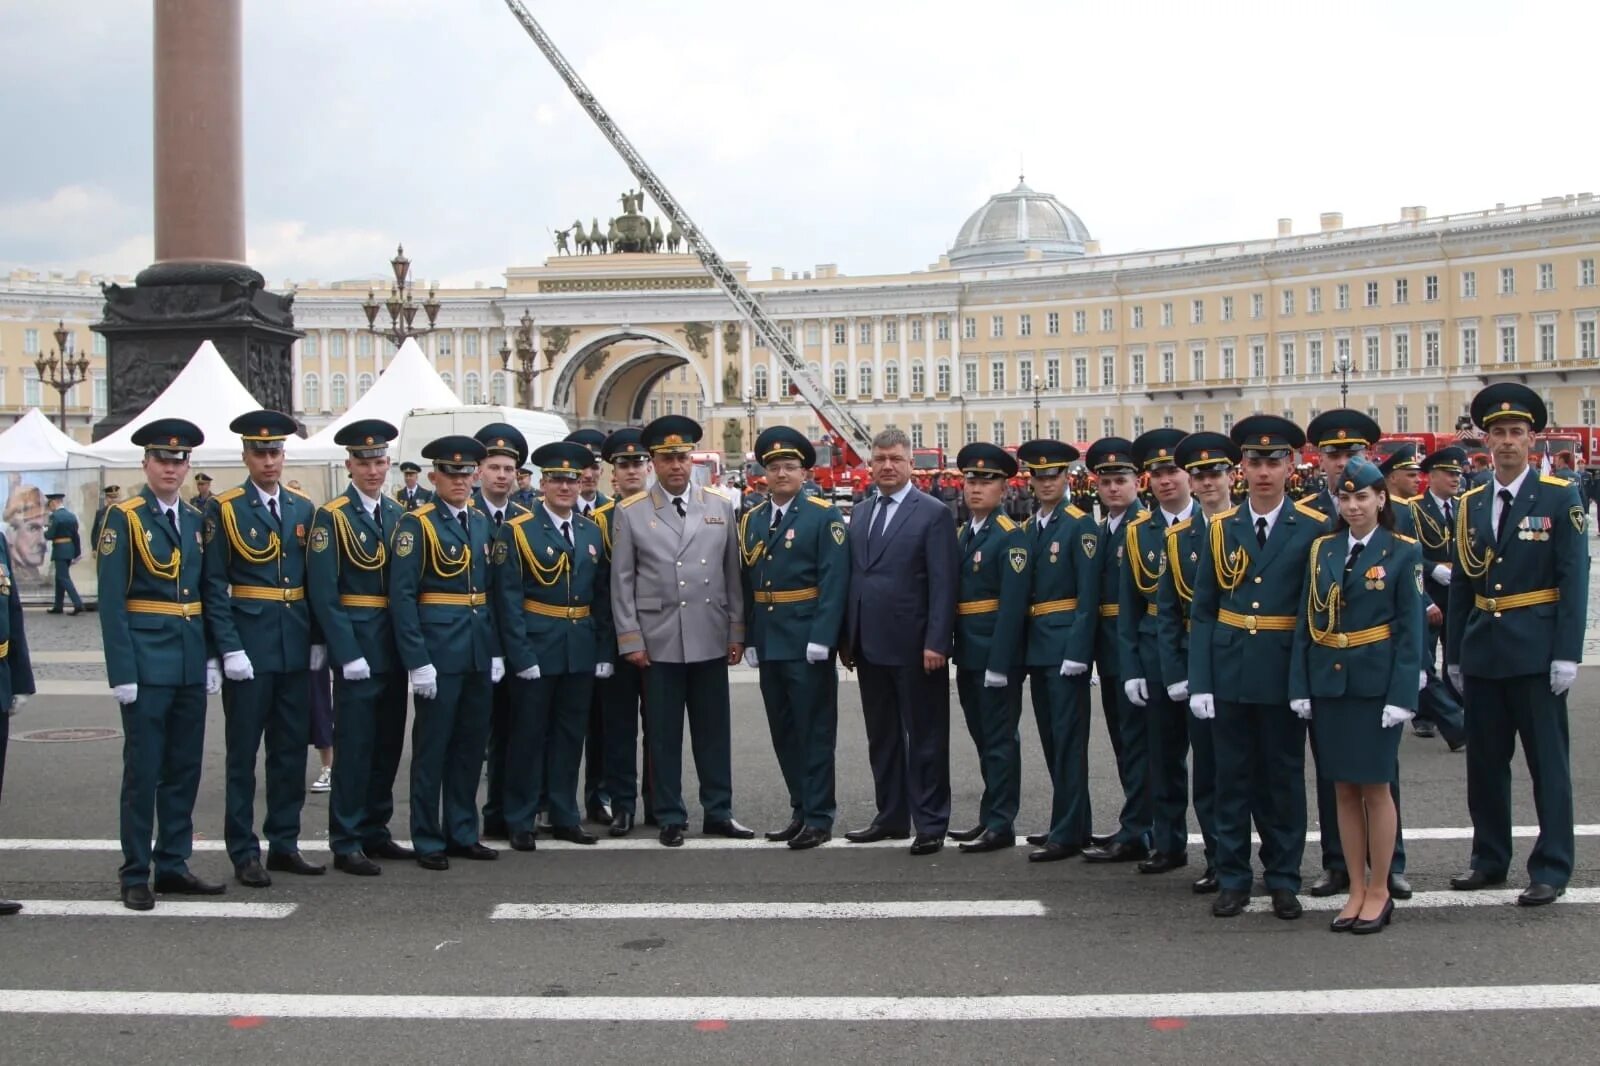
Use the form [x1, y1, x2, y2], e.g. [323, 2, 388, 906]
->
[292, 338, 461, 461]
[0, 407, 100, 471]
[85, 340, 265, 465]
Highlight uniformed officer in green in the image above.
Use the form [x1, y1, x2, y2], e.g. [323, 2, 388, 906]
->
[567, 428, 612, 520]
[391, 435, 503, 869]
[1188, 415, 1326, 920]
[306, 419, 414, 876]
[473, 422, 533, 841]
[738, 427, 849, 850]
[397, 461, 433, 512]
[1015, 439, 1099, 863]
[203, 410, 324, 887]
[43, 492, 83, 614]
[92, 484, 122, 550]
[1378, 445, 1422, 538]
[1, 525, 37, 915]
[1119, 428, 1196, 875]
[566, 427, 614, 826]
[1156, 432, 1243, 894]
[1301, 410, 1382, 523]
[943, 443, 1030, 853]
[492, 440, 613, 852]
[97, 419, 224, 911]
[1082, 438, 1150, 863]
[1446, 382, 1589, 906]
[1411, 446, 1469, 748]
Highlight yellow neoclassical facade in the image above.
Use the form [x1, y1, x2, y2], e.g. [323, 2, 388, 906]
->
[5, 184, 1600, 456]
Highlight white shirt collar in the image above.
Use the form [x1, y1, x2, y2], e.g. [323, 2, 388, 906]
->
[252, 482, 280, 508]
[1347, 527, 1377, 553]
[542, 502, 574, 529]
[884, 482, 913, 506]
[1431, 491, 1454, 510]
[968, 514, 989, 535]
[1248, 497, 1286, 534]
[354, 487, 383, 513]
[1494, 466, 1531, 499]
[438, 499, 468, 521]
[1161, 500, 1194, 526]
[1106, 509, 1128, 533]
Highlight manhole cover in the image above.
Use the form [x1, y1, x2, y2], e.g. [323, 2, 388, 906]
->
[15, 727, 122, 743]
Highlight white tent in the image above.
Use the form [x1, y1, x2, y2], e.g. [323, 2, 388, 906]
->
[0, 407, 99, 471]
[85, 340, 266, 465]
[291, 338, 461, 461]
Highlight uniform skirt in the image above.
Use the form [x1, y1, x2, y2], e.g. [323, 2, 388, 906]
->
[1310, 696, 1401, 784]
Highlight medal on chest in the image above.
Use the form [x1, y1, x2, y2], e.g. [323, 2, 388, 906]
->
[1049, 540, 1059, 564]
[1364, 565, 1386, 591]
[973, 549, 982, 573]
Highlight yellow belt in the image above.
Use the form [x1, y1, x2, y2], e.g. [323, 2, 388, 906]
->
[1474, 588, 1559, 612]
[126, 598, 203, 619]
[1146, 602, 1159, 617]
[1217, 608, 1295, 633]
[1029, 598, 1078, 618]
[1098, 604, 1119, 618]
[230, 584, 305, 603]
[753, 587, 819, 604]
[0, 639, 7, 659]
[958, 599, 1000, 616]
[51, 537, 73, 544]
[524, 600, 591, 620]
[339, 594, 389, 608]
[419, 592, 487, 607]
[1311, 624, 1391, 649]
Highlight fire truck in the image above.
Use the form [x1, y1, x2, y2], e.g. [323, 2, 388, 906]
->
[1370, 433, 1440, 461]
[1535, 426, 1600, 467]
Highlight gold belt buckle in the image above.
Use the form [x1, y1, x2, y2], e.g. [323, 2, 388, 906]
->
[1336, 633, 1349, 649]
[1244, 614, 1257, 633]
[1483, 597, 1497, 611]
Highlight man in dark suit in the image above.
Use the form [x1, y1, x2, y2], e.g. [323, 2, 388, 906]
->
[840, 428, 959, 856]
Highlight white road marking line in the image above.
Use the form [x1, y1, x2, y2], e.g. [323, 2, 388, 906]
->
[13, 901, 297, 919]
[490, 900, 1046, 921]
[1256, 888, 1600, 912]
[3, 985, 1600, 1020]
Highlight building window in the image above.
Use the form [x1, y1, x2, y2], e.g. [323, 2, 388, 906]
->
[1425, 274, 1439, 302]
[990, 362, 1006, 392]
[935, 423, 949, 449]
[23, 329, 39, 355]
[1100, 417, 1114, 438]
[1073, 310, 1087, 334]
[1281, 340, 1296, 377]
[1073, 355, 1087, 389]
[1394, 405, 1410, 432]
[1221, 344, 1236, 379]
[1161, 302, 1175, 327]
[1163, 414, 1176, 429]
[356, 333, 372, 357]
[303, 373, 320, 410]
[910, 423, 924, 448]
[884, 362, 900, 394]
[1130, 350, 1145, 386]
[303, 334, 319, 358]
[1499, 267, 1515, 295]
[911, 362, 925, 395]
[359, 371, 377, 399]
[1308, 337, 1323, 375]
[1221, 296, 1234, 322]
[1335, 284, 1350, 310]
[23, 370, 41, 407]
[1250, 294, 1264, 320]
[936, 359, 951, 393]
[1191, 298, 1205, 325]
[909, 318, 926, 344]
[1580, 319, 1596, 361]
[1426, 404, 1440, 433]
[1584, 399, 1597, 426]
[1075, 417, 1089, 442]
[92, 332, 107, 357]
[963, 317, 977, 340]
[963, 361, 979, 393]
[491, 372, 508, 405]
[1193, 413, 1206, 432]
[433, 333, 448, 358]
[990, 419, 1005, 443]
[1221, 411, 1235, 433]
[832, 364, 847, 397]
[1424, 329, 1441, 368]
[858, 364, 874, 396]
[991, 315, 1004, 339]
[1391, 278, 1407, 305]
[1096, 353, 1112, 387]
[1099, 308, 1114, 332]
[1161, 349, 1175, 383]
[859, 322, 872, 345]
[1461, 325, 1479, 366]
[936, 317, 950, 341]
[1191, 346, 1206, 381]
[753, 364, 769, 400]
[1335, 335, 1352, 372]
[1498, 323, 1517, 362]
[1132, 305, 1146, 329]
[1047, 419, 1061, 440]
[1462, 271, 1477, 298]
[965, 422, 978, 445]
[1581, 259, 1596, 288]
[832, 322, 846, 346]
[330, 372, 348, 410]
[1365, 333, 1381, 371]
[648, 399, 659, 419]
[1250, 342, 1266, 379]
[1018, 313, 1031, 337]
[886, 320, 901, 344]
[1365, 281, 1379, 308]
[93, 373, 107, 412]
[1131, 414, 1145, 436]
[1538, 321, 1556, 361]
[1538, 262, 1555, 291]
[1046, 312, 1060, 335]
[1281, 290, 1295, 316]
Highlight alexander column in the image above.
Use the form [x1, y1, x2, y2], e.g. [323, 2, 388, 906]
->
[91, 0, 298, 440]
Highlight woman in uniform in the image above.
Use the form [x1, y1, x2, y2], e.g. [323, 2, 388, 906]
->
[1290, 458, 1424, 935]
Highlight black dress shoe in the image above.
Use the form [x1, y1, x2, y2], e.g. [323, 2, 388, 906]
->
[1450, 869, 1507, 891]
[1351, 897, 1394, 933]
[509, 831, 538, 852]
[659, 824, 685, 847]
[446, 842, 498, 861]
[1137, 851, 1189, 874]
[46, 608, 62, 614]
[586, 802, 614, 827]
[765, 819, 803, 842]
[1329, 913, 1357, 933]
[156, 871, 227, 895]
[1090, 832, 1115, 847]
[416, 852, 450, 870]
[1412, 721, 1438, 738]
[788, 827, 831, 850]
[1025, 832, 1048, 847]
[1518, 882, 1566, 907]
[1212, 888, 1249, 917]
[0, 898, 22, 916]
[234, 859, 272, 889]
[844, 824, 909, 843]
[1191, 868, 1220, 895]
[1028, 843, 1081, 863]
[947, 824, 984, 842]
[1448, 738, 1468, 753]
[121, 884, 155, 911]
[266, 851, 326, 876]
[909, 833, 944, 856]
[608, 811, 635, 837]
[1082, 840, 1149, 863]
[958, 829, 1015, 853]
[1387, 873, 1413, 900]
[481, 820, 509, 840]
[366, 840, 415, 861]
[1309, 868, 1350, 897]
[1270, 889, 1303, 920]
[333, 852, 381, 877]
[703, 818, 756, 839]
[552, 825, 597, 845]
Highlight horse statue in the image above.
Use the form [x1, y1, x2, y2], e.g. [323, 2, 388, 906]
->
[590, 218, 607, 254]
[572, 219, 592, 255]
[650, 217, 664, 252]
[607, 218, 621, 251]
[666, 219, 684, 253]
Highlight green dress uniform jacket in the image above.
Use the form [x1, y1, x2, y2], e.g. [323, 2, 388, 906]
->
[1, 531, 36, 710]
[591, 495, 652, 822]
[472, 489, 530, 836]
[1091, 506, 1148, 847]
[397, 484, 434, 512]
[1389, 497, 1419, 539]
[1156, 509, 1218, 866]
[45, 507, 80, 562]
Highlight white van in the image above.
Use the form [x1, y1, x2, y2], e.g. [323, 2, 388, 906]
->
[395, 406, 573, 470]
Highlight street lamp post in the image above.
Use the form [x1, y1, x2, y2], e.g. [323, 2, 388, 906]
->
[498, 309, 541, 409]
[744, 387, 757, 452]
[1032, 376, 1044, 436]
[35, 321, 90, 433]
[361, 244, 442, 352]
[1333, 349, 1354, 405]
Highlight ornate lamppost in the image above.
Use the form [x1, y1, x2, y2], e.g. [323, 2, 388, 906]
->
[499, 309, 541, 408]
[1333, 347, 1354, 405]
[362, 244, 441, 350]
[1032, 375, 1045, 436]
[35, 321, 90, 432]
[744, 387, 758, 451]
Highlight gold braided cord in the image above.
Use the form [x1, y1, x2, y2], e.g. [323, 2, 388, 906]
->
[1209, 519, 1248, 592]
[1305, 536, 1342, 646]
[330, 507, 385, 572]
[125, 506, 180, 581]
[219, 499, 281, 565]
[1455, 489, 1492, 579]
[1413, 500, 1449, 551]
[737, 508, 766, 568]
[512, 522, 570, 588]
[418, 513, 471, 579]
[1165, 527, 1194, 605]
[1127, 519, 1160, 596]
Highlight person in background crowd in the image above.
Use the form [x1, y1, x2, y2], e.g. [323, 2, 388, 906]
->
[513, 467, 538, 510]
[92, 484, 122, 548]
[192, 472, 214, 509]
[564, 428, 613, 827]
[0, 522, 37, 916]
[1409, 447, 1469, 749]
[307, 667, 334, 794]
[396, 461, 433, 512]
[43, 492, 83, 615]
[1301, 410, 1381, 522]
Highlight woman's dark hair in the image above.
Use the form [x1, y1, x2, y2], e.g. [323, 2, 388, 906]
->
[1332, 485, 1394, 533]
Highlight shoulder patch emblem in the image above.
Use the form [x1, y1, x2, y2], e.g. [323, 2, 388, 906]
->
[395, 530, 415, 558]
[1081, 533, 1097, 560]
[1415, 562, 1425, 595]
[831, 521, 846, 546]
[492, 539, 509, 565]
[98, 527, 117, 556]
[1572, 505, 1587, 534]
[310, 526, 330, 553]
[203, 514, 217, 545]
[1008, 546, 1028, 574]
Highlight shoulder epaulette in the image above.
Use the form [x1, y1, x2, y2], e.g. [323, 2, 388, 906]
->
[1311, 531, 1341, 550]
[1540, 474, 1573, 488]
[115, 497, 146, 514]
[282, 484, 311, 501]
[508, 512, 535, 527]
[594, 499, 616, 516]
[620, 492, 649, 508]
[1065, 504, 1087, 520]
[1216, 506, 1239, 521]
[181, 499, 204, 516]
[1460, 483, 1487, 499]
[805, 495, 832, 508]
[216, 486, 246, 504]
[1167, 517, 1192, 535]
[1128, 511, 1152, 527]
[1393, 533, 1418, 544]
[413, 503, 435, 517]
[573, 511, 599, 527]
[995, 514, 1016, 532]
[1295, 499, 1328, 520]
[324, 496, 351, 511]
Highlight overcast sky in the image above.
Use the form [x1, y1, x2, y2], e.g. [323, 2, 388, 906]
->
[2, 0, 1596, 288]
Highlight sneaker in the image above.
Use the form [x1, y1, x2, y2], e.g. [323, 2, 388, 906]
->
[309, 767, 332, 793]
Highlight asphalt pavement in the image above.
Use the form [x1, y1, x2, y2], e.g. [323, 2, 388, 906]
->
[1, 606, 1598, 1064]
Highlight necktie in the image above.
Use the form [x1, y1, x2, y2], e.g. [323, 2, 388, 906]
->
[1345, 540, 1365, 574]
[560, 520, 572, 546]
[268, 497, 278, 523]
[493, 510, 503, 528]
[1496, 489, 1513, 542]
[458, 510, 470, 541]
[673, 496, 686, 519]
[582, 502, 593, 518]
[868, 496, 893, 548]
[770, 506, 783, 536]
[1444, 499, 1454, 526]
[372, 506, 383, 537]
[1255, 516, 1268, 547]
[166, 507, 179, 539]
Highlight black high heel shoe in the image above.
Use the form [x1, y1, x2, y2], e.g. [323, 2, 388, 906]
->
[1329, 912, 1358, 933]
[1351, 897, 1394, 935]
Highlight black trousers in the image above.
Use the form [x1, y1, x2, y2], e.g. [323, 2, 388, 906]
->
[601, 658, 653, 819]
[481, 678, 513, 833]
[856, 657, 950, 836]
[643, 659, 734, 827]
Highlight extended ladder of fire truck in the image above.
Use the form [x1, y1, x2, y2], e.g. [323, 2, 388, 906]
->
[502, 0, 875, 460]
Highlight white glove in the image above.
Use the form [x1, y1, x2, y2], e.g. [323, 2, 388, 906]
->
[409, 664, 438, 700]
[205, 659, 222, 695]
[309, 644, 328, 672]
[594, 662, 613, 679]
[4, 694, 26, 717]
[517, 664, 541, 681]
[1189, 693, 1215, 720]
[1381, 704, 1415, 728]
[1551, 660, 1578, 696]
[343, 657, 371, 682]
[1060, 659, 1089, 677]
[1447, 665, 1464, 692]
[805, 642, 830, 664]
[490, 657, 505, 684]
[113, 683, 139, 706]
[1124, 678, 1148, 707]
[743, 647, 759, 668]
[1166, 679, 1189, 702]
[1431, 564, 1452, 586]
[222, 649, 254, 682]
[983, 669, 1008, 688]
[1290, 698, 1312, 720]
[1418, 669, 1429, 692]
